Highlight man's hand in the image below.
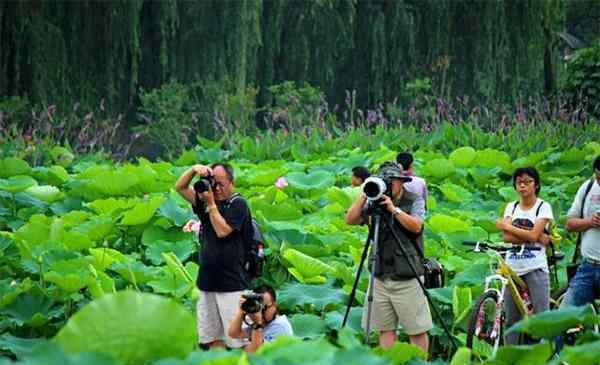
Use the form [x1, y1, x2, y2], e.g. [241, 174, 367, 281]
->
[201, 188, 216, 207]
[249, 310, 264, 326]
[379, 195, 396, 215]
[192, 164, 212, 177]
[540, 233, 551, 246]
[589, 213, 600, 228]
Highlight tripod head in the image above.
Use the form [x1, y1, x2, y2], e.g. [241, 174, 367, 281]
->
[364, 197, 393, 218]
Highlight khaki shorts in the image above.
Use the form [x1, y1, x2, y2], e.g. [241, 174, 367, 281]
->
[197, 290, 248, 347]
[362, 277, 433, 336]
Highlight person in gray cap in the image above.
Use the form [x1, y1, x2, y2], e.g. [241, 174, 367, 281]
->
[346, 161, 431, 352]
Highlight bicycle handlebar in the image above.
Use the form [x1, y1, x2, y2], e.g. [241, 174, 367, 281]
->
[462, 240, 542, 252]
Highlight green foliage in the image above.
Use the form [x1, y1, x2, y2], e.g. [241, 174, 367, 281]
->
[562, 41, 600, 113]
[507, 305, 600, 339]
[54, 291, 197, 365]
[267, 81, 325, 132]
[138, 80, 193, 159]
[1, 126, 600, 364]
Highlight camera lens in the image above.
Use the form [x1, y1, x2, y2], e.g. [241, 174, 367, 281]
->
[193, 178, 212, 193]
[362, 176, 388, 201]
[363, 181, 381, 198]
[241, 293, 264, 314]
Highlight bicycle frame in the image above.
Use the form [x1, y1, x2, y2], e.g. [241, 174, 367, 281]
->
[496, 257, 532, 317]
[475, 249, 533, 347]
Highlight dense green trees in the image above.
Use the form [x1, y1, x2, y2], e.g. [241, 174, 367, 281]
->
[0, 0, 593, 114]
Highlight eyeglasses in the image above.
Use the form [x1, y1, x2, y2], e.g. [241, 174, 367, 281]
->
[213, 180, 230, 189]
[515, 179, 535, 186]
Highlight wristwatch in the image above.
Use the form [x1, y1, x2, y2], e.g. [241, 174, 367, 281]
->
[393, 207, 402, 217]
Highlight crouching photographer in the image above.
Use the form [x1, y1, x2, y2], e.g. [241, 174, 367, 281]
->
[345, 161, 433, 352]
[228, 286, 293, 352]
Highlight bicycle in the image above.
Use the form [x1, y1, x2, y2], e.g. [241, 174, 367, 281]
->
[461, 240, 562, 356]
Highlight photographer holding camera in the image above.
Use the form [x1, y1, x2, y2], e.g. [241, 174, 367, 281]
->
[175, 162, 251, 349]
[346, 162, 432, 352]
[228, 285, 293, 352]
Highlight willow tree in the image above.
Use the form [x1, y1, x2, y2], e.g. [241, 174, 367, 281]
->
[1, 0, 569, 119]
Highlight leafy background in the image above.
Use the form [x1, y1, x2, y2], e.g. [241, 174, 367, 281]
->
[1, 126, 600, 365]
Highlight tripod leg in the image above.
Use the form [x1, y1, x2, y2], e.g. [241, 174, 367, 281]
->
[342, 221, 374, 328]
[364, 215, 381, 343]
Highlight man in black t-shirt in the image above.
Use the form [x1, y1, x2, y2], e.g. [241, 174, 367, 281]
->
[175, 162, 251, 349]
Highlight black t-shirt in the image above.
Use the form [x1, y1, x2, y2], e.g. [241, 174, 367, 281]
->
[193, 194, 250, 292]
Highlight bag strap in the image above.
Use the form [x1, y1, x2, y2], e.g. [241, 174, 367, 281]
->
[572, 179, 595, 264]
[511, 200, 543, 217]
[392, 217, 426, 260]
[535, 200, 545, 217]
[511, 201, 519, 215]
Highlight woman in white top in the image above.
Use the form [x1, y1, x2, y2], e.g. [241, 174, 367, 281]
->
[495, 166, 554, 345]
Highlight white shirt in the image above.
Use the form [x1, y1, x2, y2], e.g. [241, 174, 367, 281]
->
[243, 314, 294, 342]
[503, 198, 554, 275]
[567, 179, 600, 261]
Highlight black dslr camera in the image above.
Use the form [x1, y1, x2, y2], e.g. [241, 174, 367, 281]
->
[193, 175, 216, 194]
[241, 292, 264, 314]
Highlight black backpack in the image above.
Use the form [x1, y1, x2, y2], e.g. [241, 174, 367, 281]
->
[225, 194, 266, 280]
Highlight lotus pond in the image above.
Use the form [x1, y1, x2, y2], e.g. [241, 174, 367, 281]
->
[1, 125, 600, 365]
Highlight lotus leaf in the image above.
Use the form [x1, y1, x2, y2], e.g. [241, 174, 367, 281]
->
[482, 343, 551, 365]
[372, 342, 427, 364]
[89, 248, 128, 271]
[289, 313, 328, 339]
[121, 196, 165, 225]
[0, 333, 46, 359]
[142, 225, 190, 246]
[559, 340, 600, 365]
[1, 288, 60, 327]
[474, 149, 511, 172]
[428, 214, 471, 234]
[32, 165, 70, 186]
[422, 159, 456, 179]
[285, 170, 336, 191]
[157, 196, 193, 226]
[440, 182, 472, 203]
[54, 291, 196, 365]
[449, 147, 477, 168]
[278, 282, 347, 312]
[87, 198, 138, 215]
[145, 240, 194, 265]
[111, 260, 160, 284]
[507, 304, 599, 339]
[0, 176, 37, 194]
[0, 157, 31, 178]
[44, 258, 96, 292]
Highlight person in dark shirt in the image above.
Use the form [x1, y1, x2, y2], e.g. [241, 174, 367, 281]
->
[175, 162, 251, 349]
[351, 166, 371, 187]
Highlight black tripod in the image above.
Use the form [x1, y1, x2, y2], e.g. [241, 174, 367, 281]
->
[341, 207, 458, 352]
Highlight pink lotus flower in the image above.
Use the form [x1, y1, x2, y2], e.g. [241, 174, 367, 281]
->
[275, 177, 288, 189]
[183, 219, 202, 234]
[191, 221, 202, 234]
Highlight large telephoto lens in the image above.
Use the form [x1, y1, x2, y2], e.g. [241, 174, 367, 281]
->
[362, 176, 387, 201]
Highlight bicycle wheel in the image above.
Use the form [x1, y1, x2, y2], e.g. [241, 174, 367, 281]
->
[466, 290, 503, 354]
